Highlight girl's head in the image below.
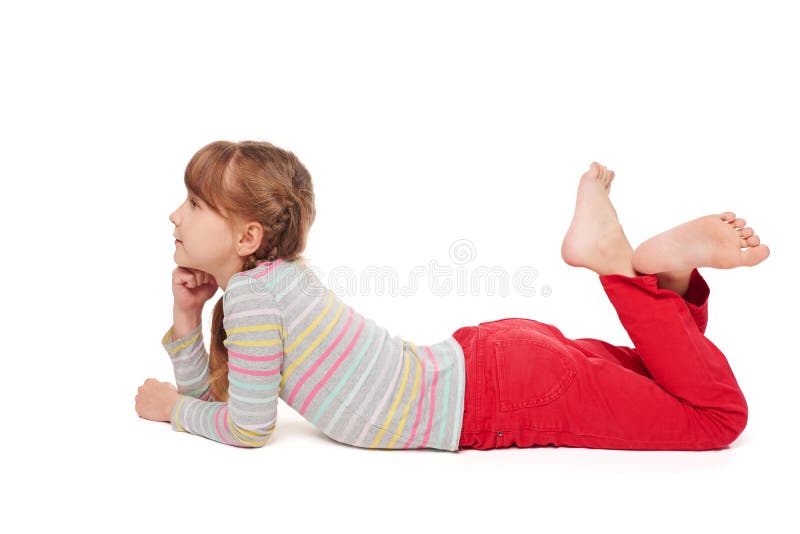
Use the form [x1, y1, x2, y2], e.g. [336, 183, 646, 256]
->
[169, 140, 315, 285]
[169, 140, 316, 401]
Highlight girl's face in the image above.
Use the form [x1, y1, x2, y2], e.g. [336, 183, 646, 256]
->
[169, 190, 239, 284]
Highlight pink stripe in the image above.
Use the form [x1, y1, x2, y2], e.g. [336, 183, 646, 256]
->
[254, 259, 282, 279]
[214, 405, 234, 445]
[402, 348, 430, 449]
[227, 362, 279, 376]
[300, 315, 364, 414]
[223, 407, 243, 446]
[421, 346, 440, 448]
[289, 307, 354, 408]
[228, 349, 282, 362]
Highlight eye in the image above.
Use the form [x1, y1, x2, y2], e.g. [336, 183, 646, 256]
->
[189, 198, 199, 208]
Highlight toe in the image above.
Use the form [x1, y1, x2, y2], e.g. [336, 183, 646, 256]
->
[746, 234, 760, 246]
[732, 217, 746, 228]
[739, 244, 770, 267]
[721, 211, 736, 222]
[739, 227, 754, 238]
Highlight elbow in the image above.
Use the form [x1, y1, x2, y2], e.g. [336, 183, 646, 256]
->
[230, 423, 275, 448]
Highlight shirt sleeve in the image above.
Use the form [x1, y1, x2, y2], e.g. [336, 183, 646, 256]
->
[167, 272, 285, 448]
[161, 322, 213, 401]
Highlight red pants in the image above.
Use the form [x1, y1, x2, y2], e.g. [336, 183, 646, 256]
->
[453, 268, 748, 451]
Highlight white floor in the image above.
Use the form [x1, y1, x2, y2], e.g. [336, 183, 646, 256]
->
[4, 1, 797, 531]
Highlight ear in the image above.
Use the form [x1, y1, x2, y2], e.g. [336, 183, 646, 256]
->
[237, 221, 264, 256]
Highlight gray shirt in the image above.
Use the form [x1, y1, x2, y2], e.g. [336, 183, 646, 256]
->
[162, 257, 466, 451]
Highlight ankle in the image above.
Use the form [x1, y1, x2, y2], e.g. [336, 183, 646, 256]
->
[593, 261, 638, 278]
[655, 269, 693, 297]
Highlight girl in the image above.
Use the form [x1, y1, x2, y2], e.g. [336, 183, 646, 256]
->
[135, 140, 770, 451]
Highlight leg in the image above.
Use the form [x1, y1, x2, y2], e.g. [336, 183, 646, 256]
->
[591, 269, 746, 448]
[565, 266, 710, 379]
[461, 269, 747, 451]
[557, 161, 764, 410]
[467, 161, 760, 450]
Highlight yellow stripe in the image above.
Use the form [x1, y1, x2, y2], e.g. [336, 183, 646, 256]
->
[280, 291, 342, 389]
[173, 396, 189, 432]
[226, 411, 274, 447]
[283, 290, 334, 356]
[228, 322, 287, 340]
[387, 348, 421, 448]
[162, 327, 174, 345]
[165, 329, 201, 355]
[236, 425, 269, 438]
[371, 349, 410, 448]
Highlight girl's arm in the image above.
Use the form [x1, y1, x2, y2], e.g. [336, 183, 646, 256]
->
[166, 272, 284, 448]
[161, 321, 213, 401]
[163, 267, 217, 401]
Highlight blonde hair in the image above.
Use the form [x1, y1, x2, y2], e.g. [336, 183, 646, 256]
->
[183, 140, 316, 401]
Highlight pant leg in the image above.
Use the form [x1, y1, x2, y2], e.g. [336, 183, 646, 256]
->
[548, 268, 711, 380]
[460, 268, 748, 451]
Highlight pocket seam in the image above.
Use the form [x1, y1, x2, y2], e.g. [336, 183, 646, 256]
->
[494, 339, 576, 411]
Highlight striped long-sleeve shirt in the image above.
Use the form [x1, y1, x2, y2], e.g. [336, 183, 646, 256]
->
[161, 257, 466, 451]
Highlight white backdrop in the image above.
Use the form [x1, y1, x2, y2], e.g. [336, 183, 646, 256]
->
[1, 0, 796, 532]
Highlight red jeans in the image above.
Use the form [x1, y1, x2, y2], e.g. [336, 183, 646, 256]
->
[453, 268, 748, 451]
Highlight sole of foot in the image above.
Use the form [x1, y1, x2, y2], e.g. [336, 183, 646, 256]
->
[632, 211, 771, 273]
[561, 161, 636, 276]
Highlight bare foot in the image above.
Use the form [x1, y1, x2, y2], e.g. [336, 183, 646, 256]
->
[632, 212, 771, 273]
[561, 162, 637, 276]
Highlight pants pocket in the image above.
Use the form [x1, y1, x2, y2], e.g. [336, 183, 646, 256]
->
[494, 338, 577, 411]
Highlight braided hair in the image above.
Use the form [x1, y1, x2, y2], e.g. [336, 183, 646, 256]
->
[183, 140, 315, 401]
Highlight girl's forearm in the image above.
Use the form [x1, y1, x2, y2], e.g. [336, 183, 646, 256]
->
[172, 307, 202, 340]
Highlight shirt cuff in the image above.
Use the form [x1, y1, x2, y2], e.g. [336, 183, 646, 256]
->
[161, 322, 203, 353]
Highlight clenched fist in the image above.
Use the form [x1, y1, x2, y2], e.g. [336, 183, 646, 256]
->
[135, 378, 180, 422]
[172, 266, 218, 313]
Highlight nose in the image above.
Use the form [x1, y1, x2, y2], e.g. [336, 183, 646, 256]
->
[169, 206, 180, 226]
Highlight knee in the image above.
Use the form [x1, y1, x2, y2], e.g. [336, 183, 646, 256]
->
[690, 396, 749, 450]
[722, 398, 749, 447]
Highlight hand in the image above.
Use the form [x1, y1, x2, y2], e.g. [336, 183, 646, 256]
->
[172, 266, 218, 313]
[135, 378, 180, 422]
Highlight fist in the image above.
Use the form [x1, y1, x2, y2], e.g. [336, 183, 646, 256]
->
[172, 266, 219, 312]
[135, 378, 180, 422]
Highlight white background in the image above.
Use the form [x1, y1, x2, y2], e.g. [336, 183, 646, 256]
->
[2, 0, 796, 532]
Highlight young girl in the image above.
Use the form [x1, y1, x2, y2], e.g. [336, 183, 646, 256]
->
[135, 140, 770, 451]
